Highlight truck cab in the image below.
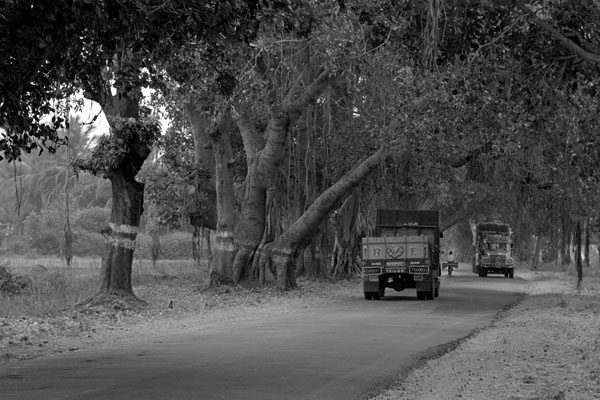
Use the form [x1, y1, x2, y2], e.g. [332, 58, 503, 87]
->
[473, 224, 515, 278]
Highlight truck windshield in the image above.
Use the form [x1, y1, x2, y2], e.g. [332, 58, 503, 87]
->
[487, 242, 508, 251]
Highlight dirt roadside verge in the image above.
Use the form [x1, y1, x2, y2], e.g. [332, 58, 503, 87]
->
[0, 277, 359, 364]
[369, 270, 600, 400]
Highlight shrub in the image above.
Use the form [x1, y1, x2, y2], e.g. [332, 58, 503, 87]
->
[3, 234, 37, 256]
[157, 231, 194, 260]
[23, 209, 63, 255]
[0, 265, 32, 295]
[73, 230, 105, 257]
[135, 231, 193, 260]
[72, 207, 110, 232]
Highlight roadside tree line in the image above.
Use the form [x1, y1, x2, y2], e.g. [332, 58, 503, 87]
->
[1, 0, 599, 303]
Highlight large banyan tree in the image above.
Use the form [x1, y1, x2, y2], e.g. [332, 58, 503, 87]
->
[73, 115, 160, 305]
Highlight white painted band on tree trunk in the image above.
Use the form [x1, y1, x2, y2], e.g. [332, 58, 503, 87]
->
[216, 231, 233, 238]
[109, 223, 139, 235]
[109, 237, 136, 250]
[214, 241, 235, 251]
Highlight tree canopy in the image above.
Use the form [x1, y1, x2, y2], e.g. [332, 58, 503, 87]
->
[1, 0, 600, 288]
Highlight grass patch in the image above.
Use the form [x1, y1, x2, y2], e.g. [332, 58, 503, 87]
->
[0, 257, 210, 318]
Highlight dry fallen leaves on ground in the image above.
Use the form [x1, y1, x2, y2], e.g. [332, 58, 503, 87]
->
[0, 277, 358, 364]
[370, 271, 600, 400]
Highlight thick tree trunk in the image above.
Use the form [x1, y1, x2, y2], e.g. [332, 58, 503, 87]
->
[82, 90, 154, 308]
[232, 160, 269, 283]
[212, 114, 237, 283]
[231, 70, 331, 283]
[260, 148, 386, 290]
[329, 191, 365, 278]
[99, 172, 144, 295]
[185, 102, 218, 230]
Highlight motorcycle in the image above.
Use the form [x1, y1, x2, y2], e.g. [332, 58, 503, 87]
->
[443, 262, 458, 277]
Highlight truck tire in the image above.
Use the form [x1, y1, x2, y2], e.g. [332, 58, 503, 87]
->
[509, 270, 514, 279]
[435, 286, 439, 297]
[426, 278, 435, 300]
[373, 291, 381, 300]
[364, 292, 374, 300]
[377, 281, 385, 299]
[416, 291, 426, 300]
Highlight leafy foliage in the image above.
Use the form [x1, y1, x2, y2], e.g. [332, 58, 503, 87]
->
[0, 0, 264, 161]
[72, 117, 161, 175]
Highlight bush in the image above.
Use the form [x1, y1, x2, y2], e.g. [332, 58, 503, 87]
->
[3, 234, 37, 256]
[159, 231, 194, 259]
[23, 209, 63, 255]
[72, 207, 110, 232]
[73, 230, 106, 257]
[136, 231, 194, 260]
[0, 265, 32, 295]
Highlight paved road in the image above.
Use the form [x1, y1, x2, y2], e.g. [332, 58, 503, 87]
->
[0, 267, 524, 400]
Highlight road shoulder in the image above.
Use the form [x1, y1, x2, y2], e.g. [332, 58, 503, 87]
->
[369, 270, 600, 400]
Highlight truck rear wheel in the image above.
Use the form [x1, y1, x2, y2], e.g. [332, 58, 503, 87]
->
[509, 270, 514, 279]
[378, 282, 385, 299]
[426, 279, 435, 300]
[416, 291, 426, 300]
[364, 292, 374, 300]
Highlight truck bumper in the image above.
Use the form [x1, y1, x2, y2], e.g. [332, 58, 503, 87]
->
[482, 265, 513, 273]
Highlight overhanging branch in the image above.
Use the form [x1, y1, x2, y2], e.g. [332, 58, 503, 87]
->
[515, 0, 600, 65]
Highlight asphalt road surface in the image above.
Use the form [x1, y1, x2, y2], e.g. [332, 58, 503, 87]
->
[0, 267, 524, 400]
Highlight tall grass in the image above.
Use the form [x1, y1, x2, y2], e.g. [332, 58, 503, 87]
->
[0, 256, 209, 317]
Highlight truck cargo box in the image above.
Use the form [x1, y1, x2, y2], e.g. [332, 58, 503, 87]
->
[362, 235, 429, 260]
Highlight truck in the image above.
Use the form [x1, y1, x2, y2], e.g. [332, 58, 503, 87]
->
[360, 209, 441, 300]
[472, 222, 515, 278]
